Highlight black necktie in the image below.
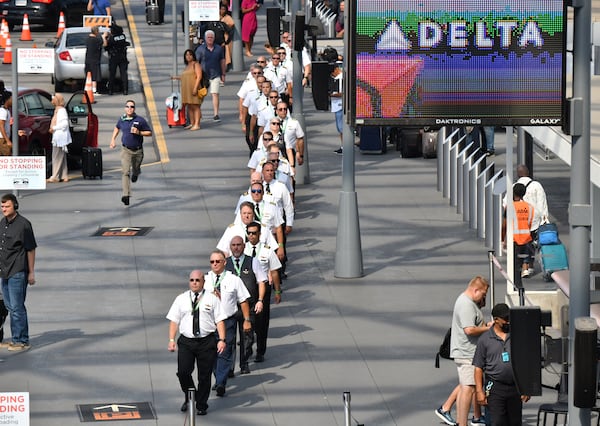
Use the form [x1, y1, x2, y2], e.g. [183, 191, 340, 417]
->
[255, 202, 260, 217]
[214, 274, 220, 290]
[266, 182, 271, 194]
[192, 292, 200, 337]
[235, 257, 240, 270]
[252, 246, 257, 257]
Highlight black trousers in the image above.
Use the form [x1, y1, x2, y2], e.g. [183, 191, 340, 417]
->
[487, 380, 523, 426]
[233, 307, 255, 368]
[255, 284, 272, 356]
[109, 58, 128, 94]
[176, 334, 216, 411]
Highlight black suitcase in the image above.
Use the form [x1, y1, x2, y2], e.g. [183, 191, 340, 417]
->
[146, 0, 160, 24]
[395, 127, 421, 158]
[82, 147, 103, 179]
[359, 126, 387, 154]
[422, 129, 438, 158]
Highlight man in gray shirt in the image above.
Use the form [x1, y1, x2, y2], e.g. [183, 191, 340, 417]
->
[450, 276, 491, 426]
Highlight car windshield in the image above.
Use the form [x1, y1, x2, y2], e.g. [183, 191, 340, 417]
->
[66, 33, 90, 48]
[18, 93, 54, 116]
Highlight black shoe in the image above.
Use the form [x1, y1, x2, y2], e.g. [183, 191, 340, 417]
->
[196, 409, 207, 416]
[215, 384, 225, 397]
[131, 174, 138, 183]
[334, 147, 343, 154]
[254, 354, 264, 363]
[180, 401, 188, 412]
[121, 196, 130, 206]
[211, 384, 217, 391]
[228, 369, 235, 378]
[280, 272, 288, 280]
[240, 365, 250, 374]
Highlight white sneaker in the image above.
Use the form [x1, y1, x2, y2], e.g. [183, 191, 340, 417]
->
[521, 269, 531, 278]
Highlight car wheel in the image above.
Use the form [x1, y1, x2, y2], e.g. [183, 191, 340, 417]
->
[54, 79, 65, 92]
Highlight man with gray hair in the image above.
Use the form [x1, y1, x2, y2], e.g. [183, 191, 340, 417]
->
[195, 30, 226, 122]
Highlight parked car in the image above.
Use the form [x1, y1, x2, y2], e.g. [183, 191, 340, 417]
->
[0, 0, 88, 30]
[8, 88, 98, 174]
[49, 26, 110, 92]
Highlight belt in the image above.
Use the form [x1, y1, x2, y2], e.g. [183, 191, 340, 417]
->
[123, 145, 143, 151]
[181, 332, 215, 340]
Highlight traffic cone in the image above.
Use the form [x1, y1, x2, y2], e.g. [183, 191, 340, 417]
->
[56, 12, 65, 38]
[83, 71, 94, 103]
[20, 14, 32, 41]
[0, 20, 7, 49]
[3, 35, 12, 64]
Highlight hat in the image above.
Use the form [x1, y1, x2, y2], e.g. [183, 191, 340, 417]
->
[492, 303, 510, 320]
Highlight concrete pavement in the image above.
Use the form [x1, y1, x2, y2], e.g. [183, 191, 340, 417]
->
[0, 1, 582, 425]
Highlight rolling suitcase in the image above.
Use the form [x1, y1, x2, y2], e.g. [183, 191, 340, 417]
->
[146, 0, 161, 25]
[396, 127, 421, 158]
[359, 126, 387, 154]
[422, 129, 438, 158]
[81, 147, 103, 179]
[538, 243, 568, 282]
[167, 104, 186, 127]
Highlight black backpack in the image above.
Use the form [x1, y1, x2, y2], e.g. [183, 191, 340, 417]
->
[435, 327, 453, 368]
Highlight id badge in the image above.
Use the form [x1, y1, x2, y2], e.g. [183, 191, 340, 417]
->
[502, 351, 509, 362]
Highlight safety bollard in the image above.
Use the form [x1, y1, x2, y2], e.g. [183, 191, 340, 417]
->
[188, 388, 195, 425]
[343, 391, 351, 426]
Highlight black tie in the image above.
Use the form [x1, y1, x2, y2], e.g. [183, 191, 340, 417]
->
[192, 292, 200, 337]
[252, 245, 257, 257]
[214, 274, 220, 290]
[266, 182, 271, 194]
[235, 257, 240, 270]
[255, 202, 260, 217]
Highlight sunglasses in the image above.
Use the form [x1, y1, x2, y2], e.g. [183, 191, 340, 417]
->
[125, 105, 135, 109]
[209, 259, 223, 264]
[251, 189, 263, 193]
[263, 138, 273, 141]
[247, 231, 259, 235]
[257, 60, 266, 63]
[271, 122, 281, 125]
[269, 95, 279, 98]
[277, 108, 287, 111]
[189, 278, 202, 282]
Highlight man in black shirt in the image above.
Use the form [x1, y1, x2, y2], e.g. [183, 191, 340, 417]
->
[0, 193, 37, 352]
[473, 303, 530, 426]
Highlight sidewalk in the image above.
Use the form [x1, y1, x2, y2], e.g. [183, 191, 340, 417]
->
[0, 2, 570, 425]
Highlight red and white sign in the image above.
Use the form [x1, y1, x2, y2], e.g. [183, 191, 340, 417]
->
[17, 49, 54, 74]
[189, 0, 219, 21]
[0, 392, 29, 426]
[0, 156, 47, 190]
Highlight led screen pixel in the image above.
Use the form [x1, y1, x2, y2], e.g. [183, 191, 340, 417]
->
[351, 0, 565, 126]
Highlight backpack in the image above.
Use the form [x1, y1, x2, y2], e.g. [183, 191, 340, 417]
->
[435, 327, 453, 368]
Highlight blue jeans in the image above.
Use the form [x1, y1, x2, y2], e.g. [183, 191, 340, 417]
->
[1, 271, 29, 344]
[214, 315, 237, 386]
[482, 126, 495, 152]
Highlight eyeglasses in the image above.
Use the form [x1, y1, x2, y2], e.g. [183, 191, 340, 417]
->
[257, 60, 266, 63]
[272, 56, 280, 60]
[277, 51, 286, 55]
[251, 189, 263, 193]
[189, 278, 202, 282]
[125, 105, 135, 109]
[271, 122, 281, 125]
[209, 259, 223, 264]
[269, 159, 279, 162]
[252, 72, 262, 75]
[263, 138, 273, 141]
[277, 107, 287, 111]
[246, 231, 259, 235]
[269, 95, 279, 98]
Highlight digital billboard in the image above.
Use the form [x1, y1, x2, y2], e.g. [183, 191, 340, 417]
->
[350, 0, 565, 126]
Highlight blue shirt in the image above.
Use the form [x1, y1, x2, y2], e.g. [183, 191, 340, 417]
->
[195, 44, 224, 79]
[115, 114, 151, 149]
[91, 0, 110, 15]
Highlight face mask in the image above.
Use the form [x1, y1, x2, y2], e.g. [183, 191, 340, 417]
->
[501, 323, 510, 333]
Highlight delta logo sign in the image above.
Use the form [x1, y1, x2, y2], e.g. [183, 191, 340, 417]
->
[354, 0, 564, 126]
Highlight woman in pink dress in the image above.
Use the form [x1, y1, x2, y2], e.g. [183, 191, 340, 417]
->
[241, 0, 259, 56]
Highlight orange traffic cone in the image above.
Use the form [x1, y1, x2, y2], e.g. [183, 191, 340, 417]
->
[2, 35, 12, 64]
[56, 12, 65, 39]
[0, 20, 7, 49]
[83, 71, 94, 103]
[20, 14, 32, 41]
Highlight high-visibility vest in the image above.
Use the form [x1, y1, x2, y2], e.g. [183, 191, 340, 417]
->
[513, 200, 534, 245]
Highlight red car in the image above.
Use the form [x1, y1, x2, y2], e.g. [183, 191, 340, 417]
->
[10, 88, 98, 174]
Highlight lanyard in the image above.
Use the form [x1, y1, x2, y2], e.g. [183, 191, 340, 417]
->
[190, 289, 205, 312]
[232, 255, 246, 276]
[213, 272, 224, 289]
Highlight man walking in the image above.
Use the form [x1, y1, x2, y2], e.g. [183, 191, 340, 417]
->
[109, 100, 152, 206]
[474, 303, 530, 425]
[195, 30, 226, 122]
[451, 276, 491, 426]
[167, 270, 227, 416]
[0, 193, 37, 352]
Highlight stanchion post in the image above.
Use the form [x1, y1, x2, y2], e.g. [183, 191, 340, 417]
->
[187, 388, 195, 425]
[343, 391, 351, 426]
[488, 250, 495, 308]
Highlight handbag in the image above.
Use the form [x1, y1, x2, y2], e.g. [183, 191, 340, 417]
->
[197, 87, 208, 99]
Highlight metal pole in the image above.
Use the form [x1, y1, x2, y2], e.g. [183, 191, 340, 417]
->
[488, 250, 495, 308]
[11, 51, 19, 156]
[184, 0, 190, 51]
[569, 0, 592, 423]
[171, 0, 177, 78]
[231, 0, 244, 71]
[334, 0, 362, 278]
[343, 391, 351, 426]
[187, 388, 195, 426]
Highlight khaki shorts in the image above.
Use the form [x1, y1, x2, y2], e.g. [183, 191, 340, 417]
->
[455, 358, 475, 386]
[209, 77, 221, 94]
